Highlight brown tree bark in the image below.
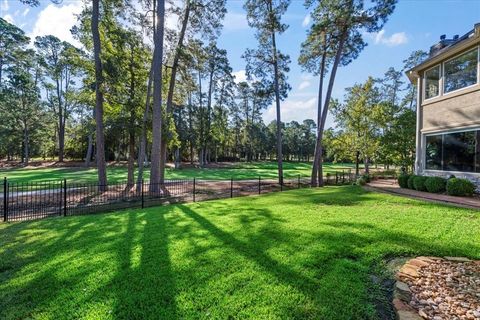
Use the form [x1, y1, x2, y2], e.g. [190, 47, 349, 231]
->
[149, 0, 165, 192]
[92, 0, 107, 190]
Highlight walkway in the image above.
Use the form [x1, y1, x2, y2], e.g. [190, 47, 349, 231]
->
[365, 179, 480, 210]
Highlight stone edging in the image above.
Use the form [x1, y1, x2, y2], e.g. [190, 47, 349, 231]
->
[393, 256, 480, 320]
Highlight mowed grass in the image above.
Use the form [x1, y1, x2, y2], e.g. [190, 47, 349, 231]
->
[1, 186, 479, 319]
[0, 161, 357, 184]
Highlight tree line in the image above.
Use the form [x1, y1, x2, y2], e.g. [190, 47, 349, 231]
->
[0, 0, 424, 187]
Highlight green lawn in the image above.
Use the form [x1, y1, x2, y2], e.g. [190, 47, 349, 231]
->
[0, 161, 358, 184]
[1, 186, 478, 319]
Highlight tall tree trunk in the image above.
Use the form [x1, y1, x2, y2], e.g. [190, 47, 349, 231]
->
[159, 1, 191, 183]
[85, 131, 93, 167]
[127, 122, 135, 187]
[311, 45, 326, 187]
[92, 0, 107, 190]
[355, 151, 360, 176]
[317, 31, 347, 187]
[187, 92, 194, 164]
[23, 123, 29, 165]
[137, 66, 153, 191]
[56, 77, 65, 162]
[270, 20, 283, 185]
[149, 0, 165, 192]
[204, 67, 215, 165]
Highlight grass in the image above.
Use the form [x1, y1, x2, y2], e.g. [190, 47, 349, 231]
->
[0, 161, 358, 184]
[1, 186, 478, 319]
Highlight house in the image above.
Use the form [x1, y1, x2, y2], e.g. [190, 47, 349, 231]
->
[407, 23, 480, 184]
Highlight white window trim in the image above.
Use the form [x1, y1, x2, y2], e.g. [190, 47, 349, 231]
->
[442, 46, 479, 96]
[423, 64, 441, 101]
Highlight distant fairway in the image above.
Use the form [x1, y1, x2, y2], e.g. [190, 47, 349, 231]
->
[0, 161, 358, 184]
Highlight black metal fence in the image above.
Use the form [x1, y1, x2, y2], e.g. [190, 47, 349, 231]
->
[1, 171, 355, 222]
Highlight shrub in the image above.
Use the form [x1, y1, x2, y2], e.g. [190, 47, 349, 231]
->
[407, 175, 417, 189]
[425, 177, 447, 193]
[446, 178, 476, 196]
[362, 174, 371, 183]
[413, 176, 428, 191]
[398, 174, 410, 188]
[356, 177, 367, 186]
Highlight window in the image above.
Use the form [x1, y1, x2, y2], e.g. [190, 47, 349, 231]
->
[425, 129, 480, 173]
[424, 65, 440, 99]
[425, 135, 442, 170]
[444, 48, 478, 93]
[443, 131, 475, 172]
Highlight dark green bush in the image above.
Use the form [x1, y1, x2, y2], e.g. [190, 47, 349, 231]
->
[413, 176, 428, 191]
[425, 177, 447, 193]
[407, 175, 417, 189]
[398, 174, 410, 188]
[446, 178, 475, 196]
[362, 174, 371, 183]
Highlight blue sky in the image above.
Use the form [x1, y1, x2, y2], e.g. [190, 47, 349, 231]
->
[2, 0, 479, 128]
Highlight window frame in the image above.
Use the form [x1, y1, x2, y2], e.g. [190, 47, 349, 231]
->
[423, 127, 480, 174]
[442, 46, 479, 96]
[423, 64, 441, 101]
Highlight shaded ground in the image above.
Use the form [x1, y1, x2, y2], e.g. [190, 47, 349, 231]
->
[2, 186, 477, 319]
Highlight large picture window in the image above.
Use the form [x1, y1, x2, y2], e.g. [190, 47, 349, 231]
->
[444, 48, 478, 93]
[425, 129, 480, 173]
[424, 65, 440, 99]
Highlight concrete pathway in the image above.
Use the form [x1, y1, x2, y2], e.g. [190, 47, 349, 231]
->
[365, 179, 480, 210]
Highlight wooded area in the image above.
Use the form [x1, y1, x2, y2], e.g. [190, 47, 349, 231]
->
[0, 0, 423, 186]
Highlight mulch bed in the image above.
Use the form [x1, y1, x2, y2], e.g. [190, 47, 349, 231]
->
[393, 257, 480, 320]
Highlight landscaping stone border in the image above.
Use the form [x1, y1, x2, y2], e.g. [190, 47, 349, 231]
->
[393, 257, 480, 320]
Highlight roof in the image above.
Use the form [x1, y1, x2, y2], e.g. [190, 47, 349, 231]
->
[406, 23, 480, 83]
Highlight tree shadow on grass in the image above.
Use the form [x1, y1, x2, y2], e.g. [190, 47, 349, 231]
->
[1, 190, 479, 319]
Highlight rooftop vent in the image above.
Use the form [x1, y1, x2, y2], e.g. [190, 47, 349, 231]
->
[429, 34, 459, 57]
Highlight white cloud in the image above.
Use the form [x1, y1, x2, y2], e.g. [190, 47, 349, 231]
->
[298, 81, 311, 90]
[1, 0, 8, 12]
[22, 8, 30, 17]
[263, 96, 318, 123]
[30, 2, 83, 47]
[232, 70, 247, 83]
[372, 30, 408, 47]
[223, 12, 249, 32]
[3, 14, 14, 24]
[302, 14, 311, 28]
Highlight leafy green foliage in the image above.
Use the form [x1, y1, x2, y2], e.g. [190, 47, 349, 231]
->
[407, 175, 417, 189]
[446, 178, 476, 197]
[397, 174, 410, 188]
[412, 176, 428, 191]
[424, 177, 447, 193]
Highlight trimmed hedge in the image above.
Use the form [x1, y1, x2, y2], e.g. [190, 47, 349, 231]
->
[407, 175, 417, 189]
[446, 178, 475, 196]
[398, 174, 410, 188]
[413, 176, 428, 191]
[425, 177, 447, 193]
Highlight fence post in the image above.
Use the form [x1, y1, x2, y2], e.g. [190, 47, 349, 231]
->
[230, 177, 233, 198]
[258, 176, 261, 194]
[298, 175, 300, 189]
[193, 178, 196, 202]
[3, 177, 7, 222]
[280, 176, 283, 192]
[335, 172, 338, 184]
[63, 179, 67, 217]
[342, 170, 345, 183]
[141, 179, 144, 209]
